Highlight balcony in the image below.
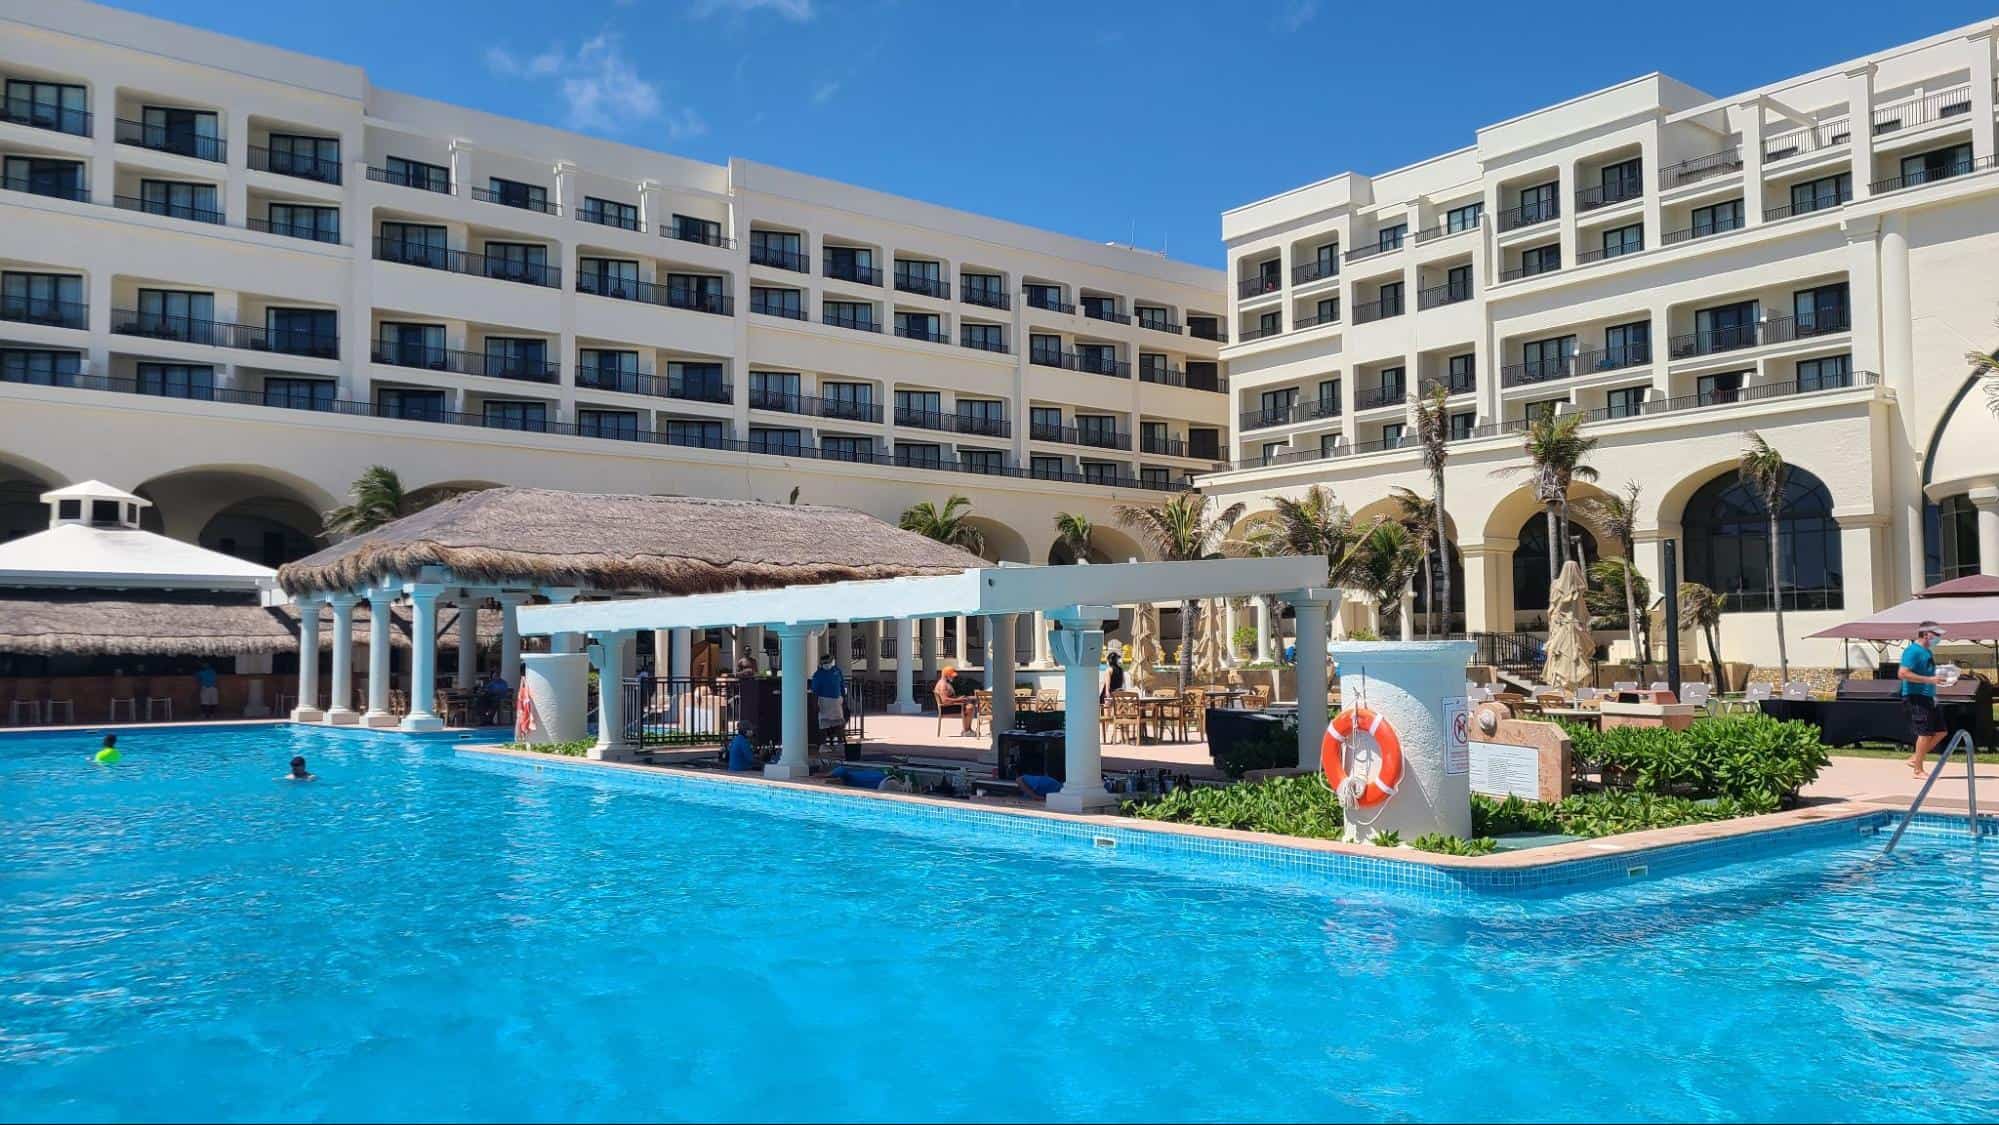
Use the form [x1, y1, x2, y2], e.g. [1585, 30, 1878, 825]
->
[1417, 282, 1472, 310]
[248, 144, 342, 184]
[0, 295, 87, 330]
[365, 165, 451, 193]
[1029, 420, 1130, 451]
[1420, 374, 1477, 398]
[665, 222, 733, 249]
[1, 94, 91, 137]
[1343, 239, 1402, 264]
[1668, 312, 1847, 360]
[822, 309, 881, 333]
[1187, 322, 1228, 343]
[1764, 188, 1852, 223]
[894, 270, 950, 299]
[895, 323, 948, 344]
[371, 342, 558, 383]
[824, 258, 882, 286]
[1872, 154, 1996, 195]
[114, 194, 224, 226]
[1138, 363, 1226, 393]
[574, 366, 732, 403]
[1029, 348, 1129, 378]
[1293, 304, 1341, 330]
[750, 296, 806, 321]
[1501, 344, 1650, 388]
[1135, 360, 1181, 384]
[1496, 198, 1559, 233]
[960, 283, 1010, 310]
[1499, 259, 1560, 283]
[112, 309, 338, 358]
[1577, 239, 1644, 265]
[1236, 321, 1283, 343]
[1659, 148, 1742, 190]
[1581, 370, 1876, 422]
[247, 215, 341, 244]
[3, 172, 89, 203]
[1762, 117, 1850, 163]
[894, 406, 1010, 438]
[1575, 179, 1643, 211]
[749, 244, 809, 272]
[1137, 315, 1182, 335]
[748, 387, 884, 424]
[374, 237, 562, 288]
[1416, 214, 1481, 244]
[1026, 291, 1077, 315]
[959, 333, 1010, 355]
[1237, 273, 1281, 300]
[575, 273, 733, 316]
[115, 118, 225, 162]
[470, 185, 558, 215]
[1141, 433, 1186, 457]
[578, 207, 644, 233]
[1292, 258, 1338, 285]
[1661, 213, 1746, 245]
[1871, 85, 1974, 136]
[1354, 383, 1405, 411]
[1082, 304, 1131, 325]
[1352, 297, 1403, 324]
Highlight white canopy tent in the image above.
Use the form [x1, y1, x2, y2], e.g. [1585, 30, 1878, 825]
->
[519, 556, 1335, 811]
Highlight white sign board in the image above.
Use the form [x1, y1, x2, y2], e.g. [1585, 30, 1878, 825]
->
[1442, 696, 1470, 775]
[1470, 740, 1542, 799]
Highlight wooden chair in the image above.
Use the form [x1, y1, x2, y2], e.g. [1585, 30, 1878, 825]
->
[143, 679, 174, 721]
[1181, 687, 1209, 738]
[1102, 690, 1142, 744]
[1152, 694, 1189, 743]
[389, 689, 410, 715]
[934, 684, 971, 735]
[1036, 689, 1060, 712]
[970, 690, 994, 737]
[1243, 685, 1270, 711]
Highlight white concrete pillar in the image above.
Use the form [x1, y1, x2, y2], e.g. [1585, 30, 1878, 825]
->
[1969, 30, 1996, 166]
[671, 627, 693, 679]
[544, 587, 583, 654]
[291, 596, 324, 721]
[1047, 608, 1114, 813]
[989, 612, 1018, 737]
[1254, 598, 1274, 662]
[920, 617, 940, 682]
[863, 621, 882, 676]
[364, 588, 395, 726]
[401, 583, 445, 732]
[1737, 98, 1765, 226]
[1973, 489, 1999, 577]
[890, 618, 919, 714]
[325, 594, 360, 724]
[1881, 212, 1925, 601]
[1032, 611, 1052, 666]
[448, 137, 473, 198]
[1291, 593, 1333, 770]
[1329, 639, 1475, 843]
[1846, 65, 1877, 202]
[589, 630, 635, 761]
[497, 593, 527, 688]
[1399, 585, 1416, 642]
[518, 652, 589, 743]
[836, 621, 854, 669]
[766, 624, 815, 779]
[455, 598, 478, 688]
[1224, 598, 1240, 665]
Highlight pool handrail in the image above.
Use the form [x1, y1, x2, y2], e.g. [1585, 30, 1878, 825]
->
[1882, 728, 1980, 854]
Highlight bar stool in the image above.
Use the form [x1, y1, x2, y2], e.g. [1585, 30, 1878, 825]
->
[108, 675, 139, 722]
[144, 683, 175, 722]
[44, 696, 74, 724]
[8, 698, 42, 725]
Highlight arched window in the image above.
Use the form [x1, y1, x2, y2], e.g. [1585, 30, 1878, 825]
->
[1924, 495, 1982, 584]
[1514, 514, 1598, 612]
[1684, 467, 1843, 612]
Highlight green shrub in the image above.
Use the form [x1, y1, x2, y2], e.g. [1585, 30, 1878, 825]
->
[1471, 789, 1778, 839]
[1371, 830, 1401, 847]
[1122, 775, 1344, 839]
[511, 738, 592, 757]
[1472, 794, 1562, 836]
[1211, 713, 1301, 778]
[1410, 833, 1498, 856]
[1561, 713, 1829, 804]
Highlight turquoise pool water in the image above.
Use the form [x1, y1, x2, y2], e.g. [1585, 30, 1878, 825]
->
[3, 725, 1996, 1123]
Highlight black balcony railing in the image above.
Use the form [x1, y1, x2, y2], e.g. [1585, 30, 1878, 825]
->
[575, 272, 733, 315]
[1417, 282, 1472, 310]
[1134, 364, 1225, 393]
[1659, 148, 1742, 190]
[365, 165, 452, 193]
[665, 223, 733, 249]
[1026, 291, 1077, 315]
[115, 118, 225, 162]
[112, 309, 339, 358]
[1292, 258, 1338, 285]
[0, 296, 88, 330]
[894, 271, 950, 298]
[1239, 406, 1291, 431]
[1661, 213, 1746, 245]
[1294, 304, 1341, 330]
[1082, 304, 1131, 325]
[750, 298, 807, 321]
[1870, 87, 1975, 136]
[579, 208, 644, 233]
[1187, 322, 1227, 343]
[822, 310, 881, 333]
[1580, 370, 1876, 422]
[1499, 258, 1560, 283]
[747, 388, 884, 423]
[3, 174, 89, 203]
[1237, 273, 1282, 299]
[247, 216, 341, 244]
[1029, 421, 1130, 451]
[1343, 239, 1402, 264]
[1667, 311, 1848, 359]
[574, 366, 733, 403]
[1352, 297, 1403, 324]
[114, 194, 224, 225]
[1500, 343, 1651, 387]
[1, 95, 91, 137]
[1576, 179, 1643, 211]
[371, 342, 558, 383]
[1496, 197, 1559, 232]
[1028, 349, 1128, 378]
[1136, 315, 1182, 335]
[1237, 321, 1283, 343]
[1577, 239, 1644, 265]
[373, 237, 562, 288]
[1764, 188, 1852, 223]
[1871, 154, 1995, 195]
[894, 323, 949, 344]
[959, 334, 1010, 355]
[1415, 215, 1481, 244]
[248, 144, 342, 184]
[1141, 434, 1186, 457]
[1354, 383, 1406, 411]
[750, 244, 809, 272]
[824, 259, 882, 286]
[1421, 374, 1477, 397]
[961, 284, 1010, 310]
[893, 406, 1009, 438]
[470, 185, 559, 215]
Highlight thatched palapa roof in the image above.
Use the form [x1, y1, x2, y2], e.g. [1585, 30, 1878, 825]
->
[0, 593, 501, 658]
[278, 488, 983, 596]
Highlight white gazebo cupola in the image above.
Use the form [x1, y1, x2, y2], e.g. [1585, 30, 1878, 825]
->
[41, 480, 149, 531]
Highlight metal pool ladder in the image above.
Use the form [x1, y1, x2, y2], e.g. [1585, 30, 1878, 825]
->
[1882, 729, 1981, 854]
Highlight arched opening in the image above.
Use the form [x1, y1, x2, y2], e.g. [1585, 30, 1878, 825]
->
[198, 496, 322, 566]
[1684, 466, 1844, 613]
[1514, 515, 1599, 614]
[133, 467, 337, 554]
[961, 517, 1031, 565]
[0, 457, 58, 542]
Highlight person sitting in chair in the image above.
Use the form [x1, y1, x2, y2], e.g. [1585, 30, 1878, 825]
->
[934, 666, 975, 736]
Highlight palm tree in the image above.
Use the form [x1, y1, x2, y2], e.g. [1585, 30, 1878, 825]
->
[1051, 511, 1105, 564]
[1739, 432, 1791, 682]
[898, 494, 985, 556]
[1964, 312, 1999, 418]
[1412, 383, 1452, 637]
[322, 465, 414, 538]
[1265, 485, 1372, 588]
[1582, 481, 1646, 677]
[1679, 581, 1728, 688]
[1117, 490, 1245, 689]
[1354, 520, 1423, 637]
[1390, 486, 1437, 638]
[1493, 411, 1598, 582]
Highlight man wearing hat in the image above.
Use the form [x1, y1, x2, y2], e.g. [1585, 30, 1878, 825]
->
[1899, 621, 1947, 776]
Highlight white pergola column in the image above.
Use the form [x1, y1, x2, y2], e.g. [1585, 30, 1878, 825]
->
[1224, 598, 1240, 665]
[989, 612, 1017, 738]
[455, 597, 479, 688]
[363, 587, 395, 726]
[1290, 591, 1334, 770]
[671, 627, 693, 679]
[890, 617, 919, 714]
[401, 582, 445, 732]
[324, 594, 360, 724]
[1972, 488, 1999, 577]
[863, 620, 882, 677]
[955, 615, 970, 663]
[836, 621, 854, 669]
[1399, 585, 1416, 642]
[497, 592, 528, 688]
[1032, 611, 1052, 666]
[765, 623, 817, 779]
[291, 596, 325, 722]
[1254, 598, 1273, 662]
[1047, 606, 1115, 813]
[718, 627, 737, 671]
[589, 629, 635, 761]
[544, 587, 582, 654]
[920, 618, 939, 682]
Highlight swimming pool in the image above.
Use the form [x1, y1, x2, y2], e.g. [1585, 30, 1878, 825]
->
[3, 724, 1995, 1122]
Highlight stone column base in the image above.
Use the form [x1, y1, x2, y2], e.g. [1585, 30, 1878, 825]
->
[886, 701, 923, 716]
[1047, 787, 1117, 813]
[588, 744, 640, 762]
[290, 707, 325, 723]
[361, 711, 399, 729]
[399, 713, 444, 733]
[763, 761, 811, 780]
[323, 708, 360, 726]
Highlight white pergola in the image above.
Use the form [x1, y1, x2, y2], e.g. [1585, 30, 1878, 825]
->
[518, 556, 1334, 812]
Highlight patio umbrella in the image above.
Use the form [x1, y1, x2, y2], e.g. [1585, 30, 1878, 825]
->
[1127, 602, 1160, 693]
[1542, 559, 1593, 691]
[1807, 573, 1999, 642]
[1193, 598, 1227, 683]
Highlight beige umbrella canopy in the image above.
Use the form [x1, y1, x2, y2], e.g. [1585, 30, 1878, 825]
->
[1193, 598, 1227, 683]
[1127, 602, 1160, 693]
[1542, 559, 1594, 691]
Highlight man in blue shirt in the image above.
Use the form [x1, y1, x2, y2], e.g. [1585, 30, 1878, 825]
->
[725, 724, 757, 772]
[1899, 621, 1946, 776]
[809, 653, 847, 754]
[195, 661, 220, 718]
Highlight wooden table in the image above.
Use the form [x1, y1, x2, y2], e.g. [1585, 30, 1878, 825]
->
[1539, 707, 1601, 728]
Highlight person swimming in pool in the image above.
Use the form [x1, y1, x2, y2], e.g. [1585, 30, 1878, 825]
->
[279, 755, 315, 782]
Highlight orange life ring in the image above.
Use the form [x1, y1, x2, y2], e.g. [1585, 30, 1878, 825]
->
[1320, 706, 1404, 808]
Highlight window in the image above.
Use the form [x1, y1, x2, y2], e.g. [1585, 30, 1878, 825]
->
[666, 272, 724, 312]
[4, 79, 87, 135]
[1030, 456, 1065, 480]
[1314, 297, 1339, 324]
[1694, 301, 1759, 352]
[1443, 265, 1472, 303]
[482, 242, 549, 284]
[1141, 421, 1169, 452]
[385, 156, 449, 193]
[1076, 344, 1118, 375]
[1446, 353, 1475, 394]
[1075, 415, 1120, 447]
[1378, 282, 1404, 317]
[1135, 304, 1172, 331]
[1029, 333, 1064, 365]
[1523, 400, 1562, 424]
[1081, 295, 1118, 320]
[379, 222, 447, 267]
[266, 133, 339, 181]
[266, 203, 339, 243]
[1449, 412, 1475, 441]
[578, 349, 640, 393]
[1603, 321, 1650, 368]
[1600, 223, 1643, 260]
[821, 381, 875, 421]
[1081, 462, 1119, 485]
[138, 179, 220, 222]
[1690, 199, 1745, 238]
[1793, 283, 1850, 336]
[961, 323, 1005, 352]
[0, 348, 81, 386]
[581, 197, 640, 230]
[668, 361, 726, 402]
[1518, 181, 1559, 226]
[962, 272, 1005, 306]
[1599, 158, 1642, 202]
[897, 390, 944, 425]
[1257, 259, 1281, 288]
[1314, 242, 1339, 275]
[1319, 434, 1341, 457]
[1186, 360, 1222, 393]
[2, 272, 83, 328]
[821, 435, 874, 463]
[1188, 427, 1220, 460]
[1796, 354, 1852, 392]
[824, 245, 875, 284]
[486, 177, 548, 212]
[135, 289, 214, 342]
[579, 410, 640, 441]
[1789, 173, 1851, 215]
[1446, 202, 1482, 233]
[483, 337, 548, 380]
[1140, 467, 1172, 488]
[895, 311, 942, 342]
[896, 442, 944, 468]
[1519, 243, 1561, 277]
[896, 259, 942, 290]
[1697, 370, 1747, 405]
[1380, 422, 1407, 446]
[957, 399, 1005, 435]
[1261, 441, 1287, 465]
[1900, 143, 1973, 187]
[1928, 495, 1983, 582]
[1514, 516, 1599, 611]
[824, 300, 876, 330]
[749, 371, 802, 411]
[1378, 366, 1406, 402]
[576, 258, 640, 299]
[1025, 283, 1065, 311]
[1029, 405, 1064, 439]
[1186, 315, 1222, 341]
[1685, 466, 1844, 611]
[673, 214, 724, 246]
[1521, 334, 1576, 381]
[750, 229, 804, 268]
[266, 308, 337, 357]
[377, 323, 444, 368]
[746, 427, 801, 454]
[1605, 386, 1646, 419]
[141, 106, 220, 160]
[3, 155, 86, 201]
[1256, 310, 1281, 336]
[1258, 387, 1297, 424]
[377, 387, 446, 420]
[1318, 378, 1341, 414]
[751, 287, 804, 319]
[666, 419, 727, 449]
[484, 401, 549, 432]
[961, 449, 1005, 475]
[136, 362, 214, 399]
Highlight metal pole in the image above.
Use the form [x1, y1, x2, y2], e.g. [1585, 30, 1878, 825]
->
[1882, 730, 1970, 854]
[1662, 537, 1681, 698]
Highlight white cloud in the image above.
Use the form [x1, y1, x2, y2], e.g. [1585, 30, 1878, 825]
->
[810, 79, 842, 105]
[1277, 0, 1318, 31]
[691, 0, 815, 21]
[485, 34, 704, 139]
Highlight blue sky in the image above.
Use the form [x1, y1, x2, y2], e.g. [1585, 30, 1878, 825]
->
[110, 0, 1998, 268]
